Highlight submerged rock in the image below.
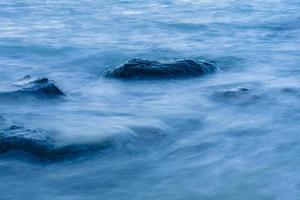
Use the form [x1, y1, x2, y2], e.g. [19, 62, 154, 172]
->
[280, 87, 300, 96]
[103, 58, 218, 80]
[10, 75, 66, 98]
[212, 88, 260, 105]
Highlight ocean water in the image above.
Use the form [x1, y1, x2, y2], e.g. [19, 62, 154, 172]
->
[1, 0, 300, 199]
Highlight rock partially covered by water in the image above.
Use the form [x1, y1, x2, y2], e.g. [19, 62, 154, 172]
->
[0, 116, 168, 161]
[0, 118, 101, 160]
[10, 75, 66, 98]
[103, 58, 218, 80]
[0, 117, 55, 157]
[212, 88, 260, 105]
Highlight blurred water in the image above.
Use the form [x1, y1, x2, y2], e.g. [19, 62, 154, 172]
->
[1, 0, 300, 199]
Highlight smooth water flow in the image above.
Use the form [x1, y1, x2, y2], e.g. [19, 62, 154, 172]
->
[1, 0, 300, 199]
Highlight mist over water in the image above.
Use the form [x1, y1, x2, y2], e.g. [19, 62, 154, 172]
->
[1, 0, 300, 199]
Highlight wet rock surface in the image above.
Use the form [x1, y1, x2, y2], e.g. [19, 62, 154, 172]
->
[0, 116, 169, 160]
[0, 75, 66, 102]
[10, 75, 66, 98]
[0, 116, 55, 158]
[103, 58, 218, 80]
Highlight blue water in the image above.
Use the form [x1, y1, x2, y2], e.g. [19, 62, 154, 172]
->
[1, 0, 300, 199]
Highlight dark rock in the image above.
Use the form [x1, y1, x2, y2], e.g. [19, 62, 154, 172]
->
[0, 122, 107, 160]
[0, 117, 169, 161]
[103, 58, 218, 80]
[0, 117, 55, 157]
[10, 75, 66, 97]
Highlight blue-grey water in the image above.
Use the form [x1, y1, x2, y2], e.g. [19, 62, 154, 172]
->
[1, 0, 300, 199]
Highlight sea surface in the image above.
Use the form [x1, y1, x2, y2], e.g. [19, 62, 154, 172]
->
[1, 0, 300, 199]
